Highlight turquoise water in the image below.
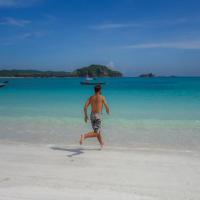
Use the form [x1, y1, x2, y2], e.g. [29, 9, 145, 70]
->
[0, 77, 200, 150]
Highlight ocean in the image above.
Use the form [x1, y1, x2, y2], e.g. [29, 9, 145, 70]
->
[0, 77, 200, 151]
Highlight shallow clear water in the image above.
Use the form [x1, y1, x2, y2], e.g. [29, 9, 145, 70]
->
[0, 77, 200, 150]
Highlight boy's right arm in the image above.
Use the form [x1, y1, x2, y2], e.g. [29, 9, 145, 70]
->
[84, 97, 91, 122]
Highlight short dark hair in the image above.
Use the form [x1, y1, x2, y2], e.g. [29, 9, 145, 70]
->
[94, 84, 101, 93]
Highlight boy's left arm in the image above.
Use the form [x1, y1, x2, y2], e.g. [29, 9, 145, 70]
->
[103, 96, 110, 114]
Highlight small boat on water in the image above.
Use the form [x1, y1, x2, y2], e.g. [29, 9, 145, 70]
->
[0, 81, 9, 88]
[0, 83, 6, 88]
[80, 81, 106, 85]
[86, 76, 94, 81]
[80, 75, 105, 85]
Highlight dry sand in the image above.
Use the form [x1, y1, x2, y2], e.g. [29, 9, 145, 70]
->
[0, 142, 200, 200]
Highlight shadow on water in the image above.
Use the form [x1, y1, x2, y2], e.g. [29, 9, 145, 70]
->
[50, 146, 101, 157]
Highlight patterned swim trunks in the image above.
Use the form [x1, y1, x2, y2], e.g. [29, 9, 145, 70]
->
[90, 112, 101, 134]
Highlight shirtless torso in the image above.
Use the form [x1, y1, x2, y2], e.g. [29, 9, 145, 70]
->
[84, 94, 109, 119]
[90, 94, 108, 113]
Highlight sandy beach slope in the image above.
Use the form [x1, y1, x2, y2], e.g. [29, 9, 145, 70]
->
[0, 143, 200, 200]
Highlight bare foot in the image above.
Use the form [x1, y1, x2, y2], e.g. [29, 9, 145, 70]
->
[79, 134, 84, 145]
[100, 142, 104, 149]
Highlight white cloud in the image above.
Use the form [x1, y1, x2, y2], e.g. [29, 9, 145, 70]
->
[0, 0, 40, 7]
[0, 41, 14, 46]
[0, 17, 31, 27]
[107, 61, 115, 68]
[90, 18, 197, 30]
[90, 23, 143, 30]
[124, 41, 200, 50]
[19, 31, 46, 39]
[0, 31, 46, 46]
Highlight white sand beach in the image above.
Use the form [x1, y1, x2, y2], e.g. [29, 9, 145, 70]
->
[0, 142, 200, 200]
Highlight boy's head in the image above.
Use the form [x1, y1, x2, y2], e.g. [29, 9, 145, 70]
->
[94, 84, 101, 94]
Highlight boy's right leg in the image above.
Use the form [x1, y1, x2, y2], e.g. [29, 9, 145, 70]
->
[79, 132, 104, 147]
[84, 132, 98, 139]
[79, 132, 97, 145]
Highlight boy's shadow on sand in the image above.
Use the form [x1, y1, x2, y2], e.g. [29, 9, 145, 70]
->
[50, 146, 101, 157]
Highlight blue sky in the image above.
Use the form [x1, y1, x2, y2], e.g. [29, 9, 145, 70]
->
[0, 0, 200, 76]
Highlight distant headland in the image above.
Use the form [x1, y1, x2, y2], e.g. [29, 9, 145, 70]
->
[0, 65, 122, 78]
[139, 73, 155, 78]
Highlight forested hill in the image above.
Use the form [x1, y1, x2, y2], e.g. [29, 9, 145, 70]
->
[72, 65, 122, 77]
[0, 65, 122, 77]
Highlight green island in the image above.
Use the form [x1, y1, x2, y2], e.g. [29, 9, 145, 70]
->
[0, 65, 122, 78]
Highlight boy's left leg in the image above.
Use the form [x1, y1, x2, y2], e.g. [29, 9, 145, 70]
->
[96, 133, 104, 148]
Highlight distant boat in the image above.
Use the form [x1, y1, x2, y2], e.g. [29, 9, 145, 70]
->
[86, 77, 94, 81]
[80, 75, 105, 85]
[139, 73, 155, 78]
[0, 83, 6, 88]
[85, 74, 97, 81]
[0, 80, 9, 88]
[80, 81, 106, 85]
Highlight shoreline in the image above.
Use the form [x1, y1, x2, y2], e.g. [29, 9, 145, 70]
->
[0, 142, 200, 200]
[0, 139, 198, 154]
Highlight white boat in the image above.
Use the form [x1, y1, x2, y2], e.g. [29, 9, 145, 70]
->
[85, 74, 94, 81]
[86, 77, 93, 81]
[80, 75, 105, 85]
